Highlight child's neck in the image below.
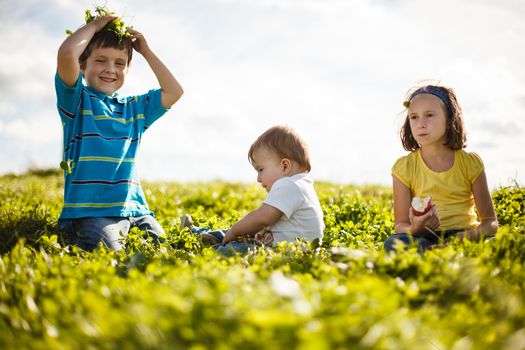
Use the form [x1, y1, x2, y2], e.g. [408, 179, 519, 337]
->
[419, 145, 455, 172]
[287, 169, 306, 177]
[285, 163, 307, 178]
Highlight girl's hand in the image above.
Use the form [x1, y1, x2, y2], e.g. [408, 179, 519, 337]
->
[128, 29, 151, 55]
[409, 205, 440, 234]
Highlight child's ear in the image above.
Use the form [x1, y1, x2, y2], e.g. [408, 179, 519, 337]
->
[281, 158, 292, 174]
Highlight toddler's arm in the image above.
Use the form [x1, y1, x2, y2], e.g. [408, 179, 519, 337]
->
[57, 15, 116, 87]
[222, 204, 282, 244]
[128, 29, 183, 109]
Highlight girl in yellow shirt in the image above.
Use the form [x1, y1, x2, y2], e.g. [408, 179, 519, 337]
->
[385, 84, 499, 252]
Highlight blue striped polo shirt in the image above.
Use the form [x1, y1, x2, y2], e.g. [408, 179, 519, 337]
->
[55, 72, 169, 220]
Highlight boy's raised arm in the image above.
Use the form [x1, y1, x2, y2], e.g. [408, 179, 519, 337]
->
[128, 29, 184, 109]
[57, 15, 116, 87]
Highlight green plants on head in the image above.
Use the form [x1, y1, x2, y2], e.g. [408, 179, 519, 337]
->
[66, 5, 132, 41]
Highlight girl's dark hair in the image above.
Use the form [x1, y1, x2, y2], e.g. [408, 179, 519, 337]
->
[400, 85, 466, 151]
[79, 30, 133, 69]
[248, 125, 311, 172]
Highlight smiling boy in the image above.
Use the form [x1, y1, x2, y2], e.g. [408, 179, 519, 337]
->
[56, 15, 183, 250]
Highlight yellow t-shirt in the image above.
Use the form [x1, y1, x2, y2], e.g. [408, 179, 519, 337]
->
[392, 149, 484, 231]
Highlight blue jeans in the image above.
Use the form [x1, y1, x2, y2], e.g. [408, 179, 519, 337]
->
[190, 226, 258, 256]
[215, 241, 258, 256]
[384, 229, 462, 253]
[67, 215, 165, 251]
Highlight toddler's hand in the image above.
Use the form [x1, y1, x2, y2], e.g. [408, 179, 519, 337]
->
[222, 230, 235, 245]
[255, 228, 274, 246]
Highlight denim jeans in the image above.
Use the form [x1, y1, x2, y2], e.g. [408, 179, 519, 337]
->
[215, 241, 258, 256]
[190, 226, 258, 256]
[67, 215, 165, 251]
[384, 229, 462, 253]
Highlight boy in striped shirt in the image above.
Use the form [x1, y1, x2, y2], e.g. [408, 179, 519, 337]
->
[56, 14, 183, 250]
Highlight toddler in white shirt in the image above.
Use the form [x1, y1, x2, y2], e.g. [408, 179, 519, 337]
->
[182, 125, 325, 255]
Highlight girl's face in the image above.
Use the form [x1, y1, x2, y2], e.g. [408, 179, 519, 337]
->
[251, 147, 286, 193]
[408, 93, 448, 148]
[82, 46, 129, 96]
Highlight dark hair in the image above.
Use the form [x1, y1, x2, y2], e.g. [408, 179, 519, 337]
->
[400, 85, 466, 151]
[248, 125, 311, 172]
[79, 30, 133, 69]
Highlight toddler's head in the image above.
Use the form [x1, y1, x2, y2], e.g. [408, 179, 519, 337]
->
[248, 125, 311, 192]
[400, 84, 466, 151]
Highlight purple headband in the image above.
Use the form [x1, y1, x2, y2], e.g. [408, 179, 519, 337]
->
[403, 86, 452, 111]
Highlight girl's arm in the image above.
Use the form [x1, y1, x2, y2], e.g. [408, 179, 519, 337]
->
[57, 15, 116, 86]
[393, 176, 439, 235]
[128, 29, 184, 109]
[460, 171, 499, 240]
[222, 204, 282, 244]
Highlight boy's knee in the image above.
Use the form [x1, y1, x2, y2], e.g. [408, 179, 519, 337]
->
[71, 231, 124, 251]
[71, 217, 127, 251]
[135, 215, 165, 235]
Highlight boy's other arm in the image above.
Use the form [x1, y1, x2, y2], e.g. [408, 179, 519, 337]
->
[222, 204, 283, 244]
[129, 29, 184, 109]
[57, 15, 116, 86]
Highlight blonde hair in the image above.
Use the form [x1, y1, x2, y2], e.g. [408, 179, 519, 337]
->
[248, 125, 311, 172]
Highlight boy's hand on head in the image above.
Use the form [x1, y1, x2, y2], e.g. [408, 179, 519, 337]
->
[128, 29, 151, 55]
[92, 15, 118, 32]
[127, 26, 183, 108]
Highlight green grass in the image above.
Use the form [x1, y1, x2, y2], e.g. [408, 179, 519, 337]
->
[0, 169, 524, 349]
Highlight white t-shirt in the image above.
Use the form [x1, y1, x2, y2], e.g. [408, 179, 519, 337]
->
[263, 173, 325, 245]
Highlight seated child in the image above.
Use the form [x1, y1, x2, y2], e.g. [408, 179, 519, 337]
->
[182, 125, 325, 255]
[56, 13, 183, 250]
[385, 84, 498, 252]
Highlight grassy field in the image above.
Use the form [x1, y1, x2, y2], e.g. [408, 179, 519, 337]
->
[1, 169, 524, 349]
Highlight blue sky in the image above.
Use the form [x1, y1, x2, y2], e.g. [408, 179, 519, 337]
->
[0, 0, 524, 189]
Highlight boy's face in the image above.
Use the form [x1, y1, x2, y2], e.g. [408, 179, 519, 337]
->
[82, 46, 129, 96]
[251, 147, 286, 193]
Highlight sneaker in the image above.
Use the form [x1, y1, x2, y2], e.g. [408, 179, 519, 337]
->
[207, 230, 225, 242]
[180, 214, 194, 230]
[200, 233, 222, 246]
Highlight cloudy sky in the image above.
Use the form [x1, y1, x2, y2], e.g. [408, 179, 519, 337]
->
[0, 0, 524, 189]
